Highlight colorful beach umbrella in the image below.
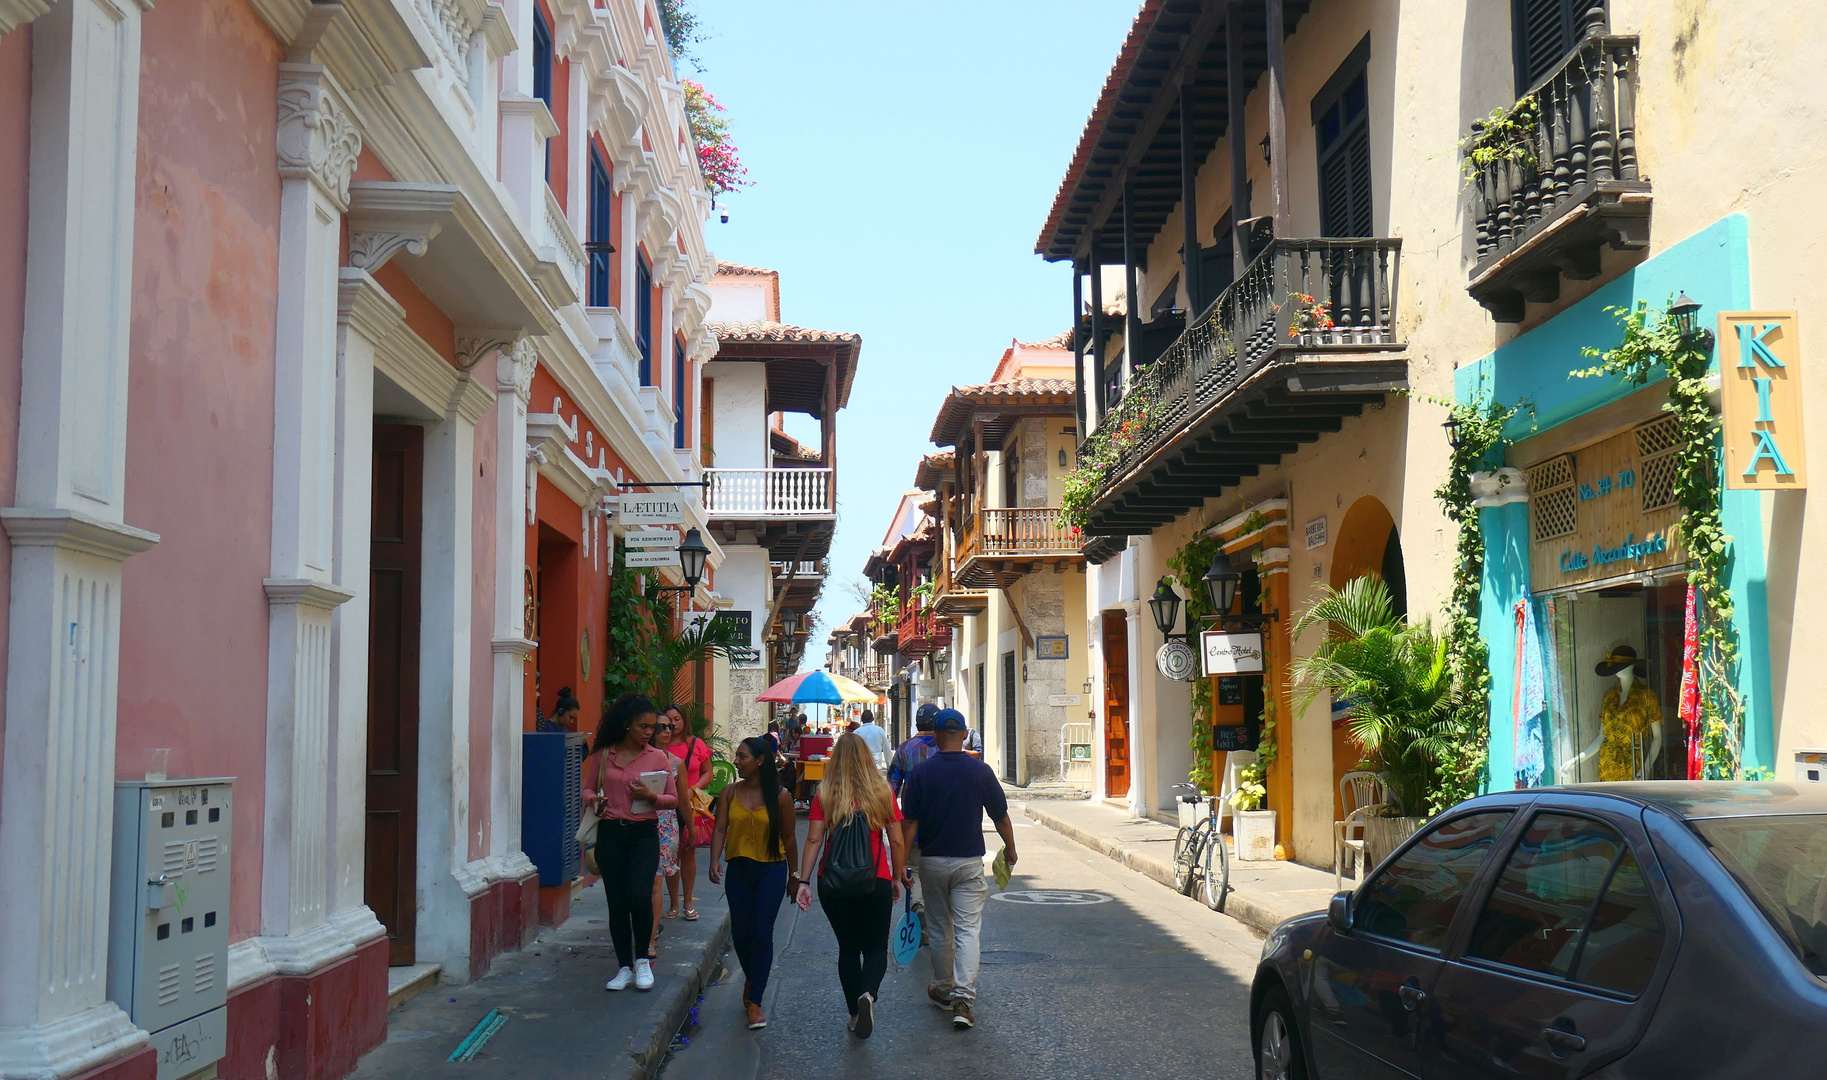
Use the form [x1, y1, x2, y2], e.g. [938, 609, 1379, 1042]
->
[756, 669, 880, 705]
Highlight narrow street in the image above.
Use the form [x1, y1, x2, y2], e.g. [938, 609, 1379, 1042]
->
[660, 807, 1263, 1080]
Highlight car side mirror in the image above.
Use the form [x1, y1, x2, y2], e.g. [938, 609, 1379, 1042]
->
[1327, 890, 1353, 933]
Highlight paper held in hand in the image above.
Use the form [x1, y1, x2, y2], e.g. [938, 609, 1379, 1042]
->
[631, 770, 672, 815]
[990, 846, 1013, 891]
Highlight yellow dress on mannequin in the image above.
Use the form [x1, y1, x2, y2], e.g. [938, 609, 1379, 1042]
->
[1597, 683, 1661, 781]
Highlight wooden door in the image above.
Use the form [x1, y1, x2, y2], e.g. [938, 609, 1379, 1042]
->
[1102, 612, 1130, 797]
[1000, 651, 1018, 782]
[367, 425, 423, 966]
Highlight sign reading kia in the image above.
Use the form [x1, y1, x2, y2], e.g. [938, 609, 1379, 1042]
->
[619, 494, 685, 526]
[1200, 630, 1265, 676]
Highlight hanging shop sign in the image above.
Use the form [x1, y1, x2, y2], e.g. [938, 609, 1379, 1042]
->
[1526, 415, 1686, 590]
[1156, 639, 1197, 681]
[1719, 311, 1805, 490]
[625, 549, 681, 568]
[1200, 631, 1265, 676]
[618, 494, 685, 526]
[624, 527, 680, 549]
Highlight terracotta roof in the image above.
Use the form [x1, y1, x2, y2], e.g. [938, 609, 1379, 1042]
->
[929, 379, 1077, 447]
[714, 261, 778, 276]
[709, 320, 859, 346]
[914, 451, 955, 491]
[1018, 330, 1074, 350]
[708, 320, 862, 411]
[1034, 0, 1167, 259]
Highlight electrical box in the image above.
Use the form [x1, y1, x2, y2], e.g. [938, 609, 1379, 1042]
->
[1796, 749, 1827, 784]
[523, 732, 587, 886]
[109, 779, 232, 1080]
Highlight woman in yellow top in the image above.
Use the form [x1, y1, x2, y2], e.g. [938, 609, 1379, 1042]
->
[708, 736, 800, 1030]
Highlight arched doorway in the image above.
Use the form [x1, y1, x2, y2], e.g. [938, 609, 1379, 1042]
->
[1328, 496, 1406, 820]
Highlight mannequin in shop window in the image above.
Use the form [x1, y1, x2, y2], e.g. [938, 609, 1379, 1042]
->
[1560, 646, 1663, 782]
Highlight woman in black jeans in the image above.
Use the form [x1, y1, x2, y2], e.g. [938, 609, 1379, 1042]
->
[795, 733, 908, 1038]
[582, 693, 677, 992]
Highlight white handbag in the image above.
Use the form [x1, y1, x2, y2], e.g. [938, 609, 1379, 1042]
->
[577, 753, 605, 875]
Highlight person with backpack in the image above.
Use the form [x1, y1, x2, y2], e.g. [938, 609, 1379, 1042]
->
[794, 732, 908, 1038]
[707, 736, 800, 1030]
[900, 708, 1018, 1030]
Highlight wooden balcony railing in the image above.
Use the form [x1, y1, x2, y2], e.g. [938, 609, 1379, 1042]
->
[1466, 34, 1647, 320]
[961, 507, 1079, 559]
[704, 467, 834, 517]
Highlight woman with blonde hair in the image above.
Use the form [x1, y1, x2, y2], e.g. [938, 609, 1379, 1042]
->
[794, 732, 908, 1038]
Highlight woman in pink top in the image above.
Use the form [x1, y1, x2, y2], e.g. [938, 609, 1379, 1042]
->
[581, 693, 678, 991]
[664, 703, 713, 919]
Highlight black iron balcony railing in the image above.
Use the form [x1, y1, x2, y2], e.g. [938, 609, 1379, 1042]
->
[1086, 237, 1401, 492]
[1467, 34, 1646, 320]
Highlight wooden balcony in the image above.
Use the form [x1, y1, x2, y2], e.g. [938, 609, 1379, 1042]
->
[704, 467, 835, 519]
[893, 603, 952, 660]
[956, 507, 1081, 588]
[1467, 34, 1648, 322]
[930, 557, 989, 619]
[1076, 238, 1406, 545]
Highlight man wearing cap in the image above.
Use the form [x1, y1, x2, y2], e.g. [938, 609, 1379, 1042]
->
[887, 703, 941, 794]
[899, 708, 1018, 1030]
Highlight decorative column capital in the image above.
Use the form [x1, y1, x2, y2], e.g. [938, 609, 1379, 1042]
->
[277, 63, 362, 212]
[455, 330, 521, 373]
[263, 578, 356, 611]
[0, 508, 159, 561]
[347, 222, 439, 272]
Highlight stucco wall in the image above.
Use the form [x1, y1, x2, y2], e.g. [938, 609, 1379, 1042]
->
[705, 361, 767, 469]
[117, 0, 283, 941]
[0, 25, 29, 803]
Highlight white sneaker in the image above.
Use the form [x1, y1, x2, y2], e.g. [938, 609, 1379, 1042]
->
[634, 958, 655, 990]
[606, 966, 634, 991]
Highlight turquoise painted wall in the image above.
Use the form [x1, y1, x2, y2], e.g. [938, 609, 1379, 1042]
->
[1455, 215, 1773, 788]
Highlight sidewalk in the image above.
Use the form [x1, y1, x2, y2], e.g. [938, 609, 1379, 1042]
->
[1021, 798, 1337, 935]
[351, 866, 729, 1080]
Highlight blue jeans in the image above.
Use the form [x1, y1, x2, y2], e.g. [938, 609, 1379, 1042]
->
[724, 857, 789, 1004]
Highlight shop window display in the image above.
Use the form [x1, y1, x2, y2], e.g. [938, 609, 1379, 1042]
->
[1520, 577, 1691, 786]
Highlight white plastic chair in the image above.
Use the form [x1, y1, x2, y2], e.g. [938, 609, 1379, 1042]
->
[1335, 770, 1388, 890]
[1215, 749, 1259, 832]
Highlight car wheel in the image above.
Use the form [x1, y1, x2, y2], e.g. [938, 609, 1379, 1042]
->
[1256, 987, 1306, 1080]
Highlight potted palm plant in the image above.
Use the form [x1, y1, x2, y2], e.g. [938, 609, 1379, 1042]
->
[1290, 575, 1459, 867]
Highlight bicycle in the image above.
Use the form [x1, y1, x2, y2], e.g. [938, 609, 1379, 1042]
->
[1171, 782, 1229, 912]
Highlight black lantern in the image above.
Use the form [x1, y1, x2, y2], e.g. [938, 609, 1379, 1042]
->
[1442, 414, 1464, 452]
[1148, 577, 1181, 639]
[933, 648, 950, 679]
[1260, 133, 1272, 165]
[677, 527, 710, 589]
[1203, 548, 1241, 617]
[1668, 292, 1714, 350]
[781, 609, 799, 640]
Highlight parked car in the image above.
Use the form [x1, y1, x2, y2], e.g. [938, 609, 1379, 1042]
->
[1252, 782, 1827, 1079]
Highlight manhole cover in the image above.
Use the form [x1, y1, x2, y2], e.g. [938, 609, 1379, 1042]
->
[991, 889, 1113, 905]
[978, 949, 1051, 965]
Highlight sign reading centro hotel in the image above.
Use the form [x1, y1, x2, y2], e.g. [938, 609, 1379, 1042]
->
[1719, 312, 1806, 490]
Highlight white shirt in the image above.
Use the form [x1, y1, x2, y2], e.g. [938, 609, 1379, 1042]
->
[854, 721, 892, 763]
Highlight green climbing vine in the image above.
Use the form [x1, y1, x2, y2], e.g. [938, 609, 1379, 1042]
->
[603, 549, 670, 704]
[1459, 96, 1541, 186]
[1167, 528, 1223, 792]
[1575, 300, 1746, 778]
[1429, 394, 1525, 814]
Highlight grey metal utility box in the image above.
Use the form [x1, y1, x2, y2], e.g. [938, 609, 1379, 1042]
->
[109, 778, 232, 1080]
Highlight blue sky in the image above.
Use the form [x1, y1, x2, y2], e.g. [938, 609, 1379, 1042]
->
[690, 0, 1135, 661]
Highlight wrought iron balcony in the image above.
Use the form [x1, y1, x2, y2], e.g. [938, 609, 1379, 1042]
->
[858, 660, 892, 690]
[704, 467, 835, 519]
[1468, 34, 1647, 322]
[1076, 237, 1405, 542]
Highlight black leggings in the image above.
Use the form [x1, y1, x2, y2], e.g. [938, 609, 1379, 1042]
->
[819, 878, 893, 1015]
[597, 819, 660, 969]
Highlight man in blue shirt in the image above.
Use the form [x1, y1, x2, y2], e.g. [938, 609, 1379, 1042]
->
[899, 709, 1018, 1030]
[887, 703, 940, 794]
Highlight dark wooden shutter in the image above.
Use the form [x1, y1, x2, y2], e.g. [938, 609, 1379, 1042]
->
[587, 150, 612, 307]
[636, 255, 653, 384]
[1000, 651, 1017, 781]
[1514, 0, 1602, 92]
[1313, 45, 1373, 239]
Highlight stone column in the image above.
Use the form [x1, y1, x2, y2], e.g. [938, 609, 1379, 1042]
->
[0, 0, 158, 1073]
[489, 343, 539, 885]
[259, 62, 361, 977]
[1123, 600, 1149, 820]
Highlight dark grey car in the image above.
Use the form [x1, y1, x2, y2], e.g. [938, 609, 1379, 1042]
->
[1251, 782, 1827, 1079]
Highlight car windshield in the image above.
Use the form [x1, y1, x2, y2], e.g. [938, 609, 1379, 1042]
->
[1694, 814, 1827, 977]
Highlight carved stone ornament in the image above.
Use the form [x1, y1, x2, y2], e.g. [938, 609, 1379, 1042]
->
[348, 224, 438, 271]
[455, 331, 519, 372]
[277, 65, 363, 211]
[497, 338, 538, 401]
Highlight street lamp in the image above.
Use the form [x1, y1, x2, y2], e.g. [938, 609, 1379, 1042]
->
[781, 610, 799, 640]
[1203, 548, 1241, 618]
[1669, 292, 1715, 350]
[677, 527, 709, 589]
[1148, 577, 1182, 639]
[932, 648, 950, 680]
[1441, 414, 1464, 453]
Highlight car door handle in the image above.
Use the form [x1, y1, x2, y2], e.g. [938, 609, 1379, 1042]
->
[1542, 1027, 1587, 1055]
[1398, 984, 1427, 1011]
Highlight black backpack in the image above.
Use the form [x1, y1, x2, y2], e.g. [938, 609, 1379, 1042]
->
[820, 810, 878, 899]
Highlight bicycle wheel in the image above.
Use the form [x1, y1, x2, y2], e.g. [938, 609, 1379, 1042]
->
[1173, 826, 1198, 894]
[1200, 823, 1230, 911]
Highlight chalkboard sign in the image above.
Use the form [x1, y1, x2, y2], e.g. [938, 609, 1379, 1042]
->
[1212, 724, 1255, 751]
[1217, 676, 1244, 706]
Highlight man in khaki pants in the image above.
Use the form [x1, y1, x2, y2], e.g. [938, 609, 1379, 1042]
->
[898, 709, 1019, 1030]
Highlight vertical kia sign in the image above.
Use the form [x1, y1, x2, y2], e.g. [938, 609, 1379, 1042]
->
[1720, 311, 1806, 490]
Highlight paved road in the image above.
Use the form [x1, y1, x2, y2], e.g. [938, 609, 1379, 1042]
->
[660, 806, 1264, 1080]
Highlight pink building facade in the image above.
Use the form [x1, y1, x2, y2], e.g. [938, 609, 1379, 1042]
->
[0, 0, 720, 1076]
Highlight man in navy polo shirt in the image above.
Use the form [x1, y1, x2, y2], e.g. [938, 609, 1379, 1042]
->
[899, 708, 1018, 1030]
